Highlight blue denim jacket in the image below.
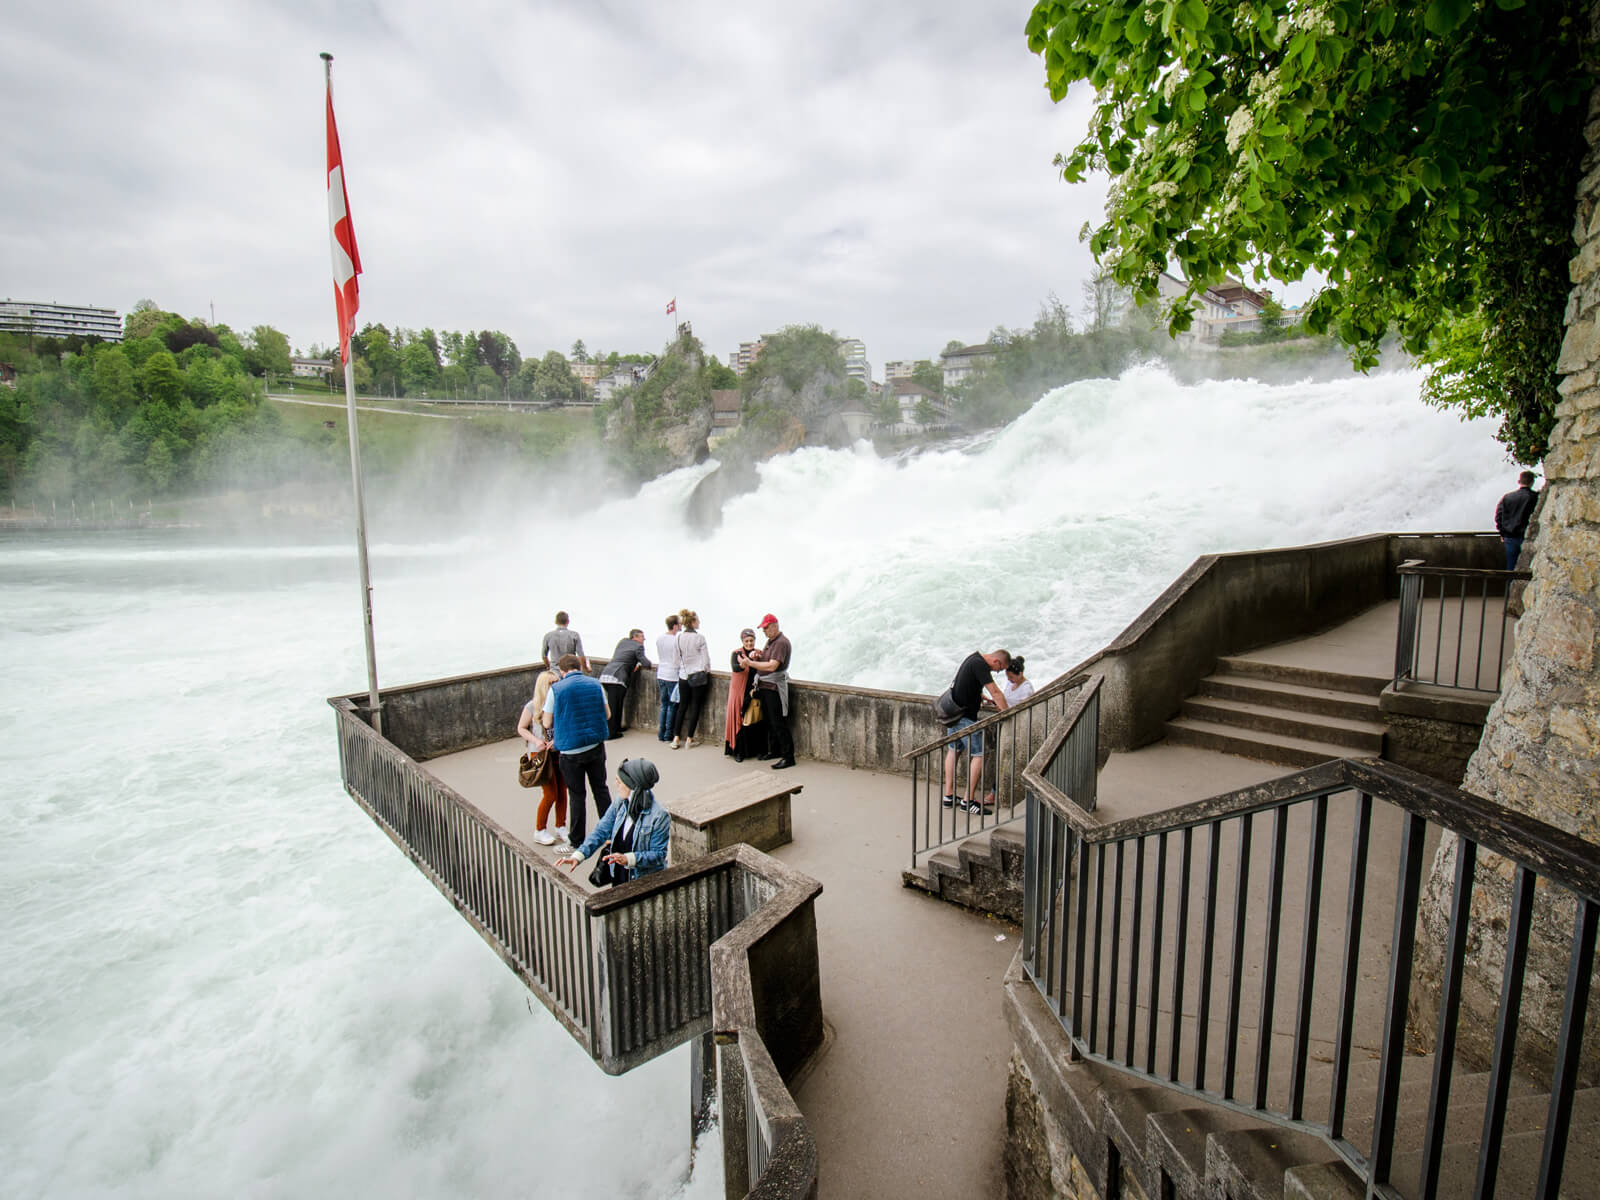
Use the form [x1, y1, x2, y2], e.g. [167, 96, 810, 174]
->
[574, 795, 671, 880]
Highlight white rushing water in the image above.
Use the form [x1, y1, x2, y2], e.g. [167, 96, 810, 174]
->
[0, 367, 1517, 1197]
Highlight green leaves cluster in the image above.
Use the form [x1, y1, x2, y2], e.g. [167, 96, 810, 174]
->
[0, 316, 277, 504]
[1027, 0, 1593, 461]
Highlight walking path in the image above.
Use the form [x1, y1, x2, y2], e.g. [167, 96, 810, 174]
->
[423, 599, 1425, 1198]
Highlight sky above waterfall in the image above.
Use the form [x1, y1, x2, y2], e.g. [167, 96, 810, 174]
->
[1, 0, 1145, 370]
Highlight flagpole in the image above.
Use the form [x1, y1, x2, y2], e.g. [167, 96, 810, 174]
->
[324, 51, 382, 736]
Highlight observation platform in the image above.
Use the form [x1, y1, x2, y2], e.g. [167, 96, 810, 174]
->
[334, 532, 1538, 1198]
[424, 628, 1404, 1200]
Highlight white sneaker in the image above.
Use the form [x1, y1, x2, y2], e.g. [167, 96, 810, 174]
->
[554, 841, 574, 855]
[671, 736, 681, 749]
[534, 829, 557, 846]
[685, 738, 696, 749]
[555, 825, 568, 841]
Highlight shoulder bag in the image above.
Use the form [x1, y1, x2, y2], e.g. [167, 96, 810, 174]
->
[518, 745, 553, 788]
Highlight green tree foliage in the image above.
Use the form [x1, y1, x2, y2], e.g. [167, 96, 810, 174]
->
[1026, 0, 1593, 462]
[401, 340, 440, 394]
[910, 359, 943, 396]
[739, 325, 847, 403]
[0, 307, 292, 504]
[704, 356, 739, 389]
[960, 294, 1169, 426]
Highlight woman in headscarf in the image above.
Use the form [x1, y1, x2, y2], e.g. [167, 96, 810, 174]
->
[555, 757, 669, 885]
[723, 628, 768, 762]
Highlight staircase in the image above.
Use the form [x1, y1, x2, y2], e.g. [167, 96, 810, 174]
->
[1074, 1050, 1600, 1199]
[1164, 654, 1387, 768]
[901, 826, 1024, 922]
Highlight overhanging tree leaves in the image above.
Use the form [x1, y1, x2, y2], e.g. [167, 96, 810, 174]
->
[1026, 0, 1594, 462]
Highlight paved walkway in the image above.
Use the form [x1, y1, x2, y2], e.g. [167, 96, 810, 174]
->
[427, 729, 1018, 1199]
[422, 599, 1434, 1198]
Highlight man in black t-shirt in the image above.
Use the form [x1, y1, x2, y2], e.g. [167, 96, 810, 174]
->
[942, 649, 1011, 813]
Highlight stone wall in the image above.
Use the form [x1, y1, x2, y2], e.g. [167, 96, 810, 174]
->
[1416, 61, 1600, 1078]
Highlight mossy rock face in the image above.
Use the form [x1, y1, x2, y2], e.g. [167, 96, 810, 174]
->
[601, 338, 716, 479]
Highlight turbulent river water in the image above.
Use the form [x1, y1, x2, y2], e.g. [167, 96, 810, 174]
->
[0, 366, 1518, 1197]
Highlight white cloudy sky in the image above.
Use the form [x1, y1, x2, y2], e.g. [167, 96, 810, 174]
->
[3, 0, 1114, 371]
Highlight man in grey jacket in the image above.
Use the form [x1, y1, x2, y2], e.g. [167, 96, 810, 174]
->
[599, 629, 652, 740]
[541, 611, 587, 670]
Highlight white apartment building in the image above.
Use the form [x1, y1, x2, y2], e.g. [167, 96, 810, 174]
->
[938, 343, 997, 390]
[1, 299, 123, 342]
[838, 338, 870, 390]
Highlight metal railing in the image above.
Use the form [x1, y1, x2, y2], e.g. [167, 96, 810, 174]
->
[333, 698, 822, 1196]
[1020, 741, 1600, 1200]
[905, 671, 1091, 867]
[1394, 560, 1531, 693]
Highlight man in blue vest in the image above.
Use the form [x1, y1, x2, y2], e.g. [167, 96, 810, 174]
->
[542, 654, 612, 850]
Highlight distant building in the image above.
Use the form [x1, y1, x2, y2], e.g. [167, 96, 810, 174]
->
[0, 363, 16, 388]
[291, 356, 333, 378]
[838, 338, 871, 390]
[882, 360, 916, 383]
[0, 299, 122, 342]
[711, 389, 742, 429]
[570, 361, 603, 386]
[938, 343, 997, 391]
[592, 363, 649, 404]
[1156, 273, 1284, 342]
[731, 338, 769, 376]
[887, 379, 952, 433]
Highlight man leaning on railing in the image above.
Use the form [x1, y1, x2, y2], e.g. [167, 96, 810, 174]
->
[938, 648, 1011, 813]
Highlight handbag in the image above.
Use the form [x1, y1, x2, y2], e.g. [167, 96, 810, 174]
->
[932, 687, 963, 726]
[588, 841, 618, 888]
[518, 745, 553, 788]
[685, 670, 710, 688]
[742, 693, 763, 727]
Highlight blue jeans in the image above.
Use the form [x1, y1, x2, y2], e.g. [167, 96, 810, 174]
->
[947, 715, 983, 756]
[1504, 536, 1524, 571]
[657, 678, 679, 741]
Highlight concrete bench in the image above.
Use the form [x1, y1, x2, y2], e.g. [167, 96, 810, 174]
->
[661, 771, 801, 862]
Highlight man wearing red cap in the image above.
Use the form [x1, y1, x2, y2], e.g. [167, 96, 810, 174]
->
[739, 614, 794, 769]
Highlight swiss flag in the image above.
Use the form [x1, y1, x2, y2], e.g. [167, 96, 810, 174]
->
[326, 77, 362, 365]
[666, 298, 676, 316]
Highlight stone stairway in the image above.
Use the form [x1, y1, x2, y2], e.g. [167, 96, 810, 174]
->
[1164, 654, 1388, 769]
[1076, 1050, 1600, 1199]
[901, 825, 1024, 922]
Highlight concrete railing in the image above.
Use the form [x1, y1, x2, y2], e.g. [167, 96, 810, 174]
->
[332, 696, 824, 1197]
[1050, 532, 1501, 752]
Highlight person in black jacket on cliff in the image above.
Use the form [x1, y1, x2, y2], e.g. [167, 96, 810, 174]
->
[1495, 470, 1539, 571]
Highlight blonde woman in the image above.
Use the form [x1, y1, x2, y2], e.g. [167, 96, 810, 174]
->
[672, 608, 712, 748]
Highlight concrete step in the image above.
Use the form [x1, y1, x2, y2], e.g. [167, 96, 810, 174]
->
[1198, 672, 1384, 723]
[1163, 715, 1355, 769]
[1207, 1125, 1348, 1200]
[1146, 1105, 1272, 1200]
[1180, 696, 1385, 753]
[900, 825, 1024, 922]
[1340, 1066, 1544, 1161]
[1387, 1119, 1600, 1200]
[1217, 655, 1389, 697]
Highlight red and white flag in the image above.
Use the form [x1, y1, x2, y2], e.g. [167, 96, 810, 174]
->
[325, 72, 362, 365]
[666, 298, 676, 316]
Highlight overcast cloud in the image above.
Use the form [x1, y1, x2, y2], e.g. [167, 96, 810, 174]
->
[3, 0, 1109, 370]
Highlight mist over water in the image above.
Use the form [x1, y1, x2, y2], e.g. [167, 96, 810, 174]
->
[1, 367, 1514, 1196]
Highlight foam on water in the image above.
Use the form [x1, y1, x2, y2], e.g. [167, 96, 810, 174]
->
[0, 366, 1515, 1196]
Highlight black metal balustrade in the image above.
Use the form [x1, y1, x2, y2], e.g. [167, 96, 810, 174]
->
[1021, 730, 1600, 1200]
[906, 671, 1091, 867]
[1394, 561, 1531, 693]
